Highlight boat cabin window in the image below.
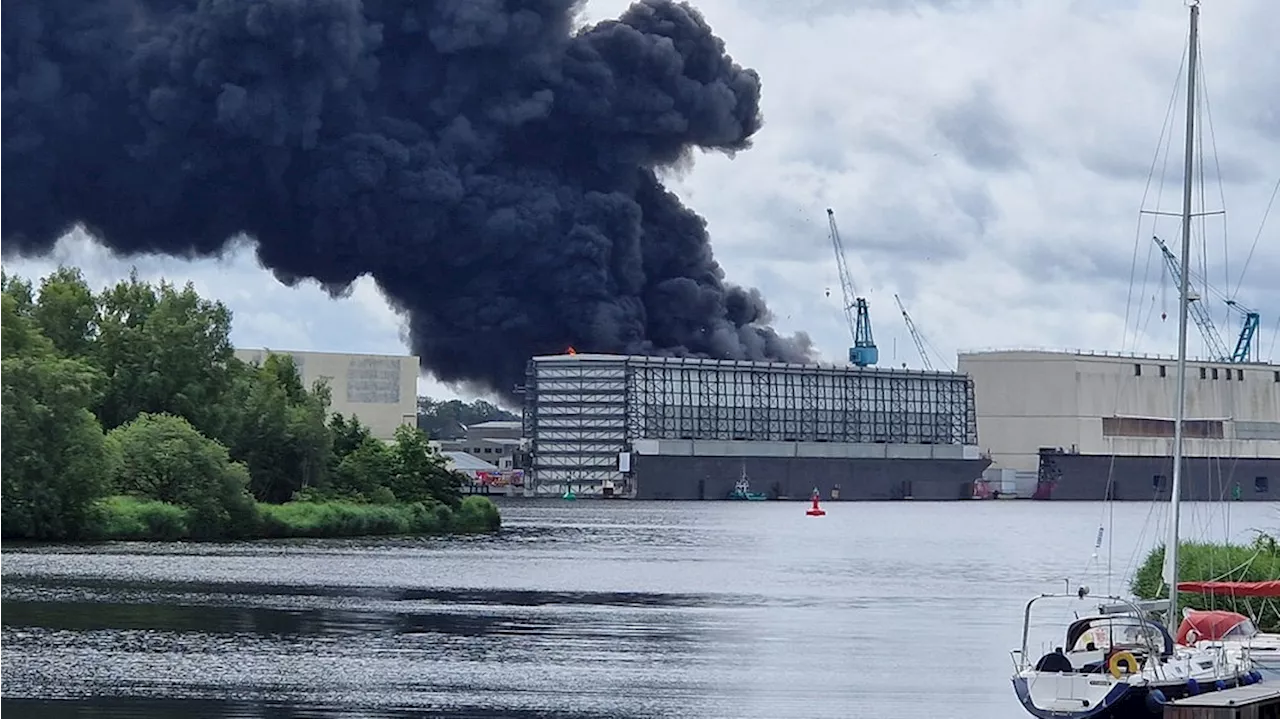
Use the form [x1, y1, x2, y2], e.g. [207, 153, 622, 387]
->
[1068, 617, 1164, 653]
[1222, 618, 1258, 640]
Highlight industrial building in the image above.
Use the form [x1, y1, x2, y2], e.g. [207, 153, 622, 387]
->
[435, 420, 524, 471]
[959, 349, 1280, 501]
[521, 353, 989, 500]
[234, 348, 419, 441]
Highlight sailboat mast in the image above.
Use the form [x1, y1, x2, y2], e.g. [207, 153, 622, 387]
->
[1167, 0, 1199, 623]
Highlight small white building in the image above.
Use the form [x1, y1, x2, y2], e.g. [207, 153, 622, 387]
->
[436, 420, 525, 470]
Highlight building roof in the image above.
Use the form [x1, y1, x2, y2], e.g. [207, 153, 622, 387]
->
[441, 451, 499, 471]
[958, 347, 1278, 369]
[530, 352, 962, 376]
[234, 347, 417, 361]
[468, 420, 522, 430]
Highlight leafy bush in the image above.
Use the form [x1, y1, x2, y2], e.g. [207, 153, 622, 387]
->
[90, 496, 188, 541]
[108, 413, 260, 538]
[1132, 534, 1280, 631]
[85, 495, 502, 541]
[455, 496, 502, 532]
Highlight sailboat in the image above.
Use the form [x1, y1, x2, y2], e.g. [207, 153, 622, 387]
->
[1173, 581, 1280, 678]
[1009, 3, 1263, 716]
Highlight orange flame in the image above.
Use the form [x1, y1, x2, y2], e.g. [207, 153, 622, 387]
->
[566, 346, 577, 355]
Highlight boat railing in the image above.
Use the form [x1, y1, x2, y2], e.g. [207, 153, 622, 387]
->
[1018, 592, 1161, 670]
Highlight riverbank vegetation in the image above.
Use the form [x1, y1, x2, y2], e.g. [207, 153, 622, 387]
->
[1, 267, 500, 542]
[1132, 532, 1280, 631]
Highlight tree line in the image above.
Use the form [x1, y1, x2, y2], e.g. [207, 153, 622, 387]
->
[416, 397, 518, 439]
[1, 267, 499, 541]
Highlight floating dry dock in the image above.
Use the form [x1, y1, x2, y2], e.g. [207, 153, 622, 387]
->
[521, 352, 990, 499]
[1163, 683, 1280, 719]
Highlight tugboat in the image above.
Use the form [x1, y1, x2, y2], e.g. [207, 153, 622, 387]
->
[727, 465, 767, 501]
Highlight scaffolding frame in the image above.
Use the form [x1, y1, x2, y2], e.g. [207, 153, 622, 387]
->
[523, 354, 980, 488]
[522, 357, 629, 485]
[624, 356, 976, 444]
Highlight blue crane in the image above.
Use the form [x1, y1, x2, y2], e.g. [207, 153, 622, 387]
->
[826, 208, 878, 367]
[1152, 235, 1261, 362]
[1225, 300, 1260, 362]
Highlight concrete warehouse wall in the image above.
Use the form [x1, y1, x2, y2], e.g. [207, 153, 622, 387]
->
[959, 350, 1280, 472]
[235, 348, 419, 441]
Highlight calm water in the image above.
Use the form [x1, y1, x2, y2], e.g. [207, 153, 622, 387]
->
[2, 500, 1276, 719]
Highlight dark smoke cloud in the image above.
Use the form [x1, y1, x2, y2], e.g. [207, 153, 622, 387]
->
[2, 0, 814, 396]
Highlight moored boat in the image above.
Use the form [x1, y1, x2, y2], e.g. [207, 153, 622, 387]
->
[1012, 593, 1262, 718]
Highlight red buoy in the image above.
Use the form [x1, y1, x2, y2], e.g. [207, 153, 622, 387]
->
[806, 488, 826, 517]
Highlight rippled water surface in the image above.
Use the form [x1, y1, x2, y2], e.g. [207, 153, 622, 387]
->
[3, 499, 1275, 719]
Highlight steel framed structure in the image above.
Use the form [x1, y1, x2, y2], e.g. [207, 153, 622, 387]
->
[624, 356, 977, 444]
[523, 354, 980, 488]
[522, 355, 629, 485]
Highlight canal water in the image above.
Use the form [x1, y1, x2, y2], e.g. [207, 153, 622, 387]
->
[2, 500, 1275, 719]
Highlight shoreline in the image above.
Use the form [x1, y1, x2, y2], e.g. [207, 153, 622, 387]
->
[2, 495, 502, 544]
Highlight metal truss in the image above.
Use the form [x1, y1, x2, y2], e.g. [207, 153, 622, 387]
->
[622, 356, 978, 445]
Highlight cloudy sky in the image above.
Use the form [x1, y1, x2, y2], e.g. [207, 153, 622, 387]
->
[5, 0, 1277, 406]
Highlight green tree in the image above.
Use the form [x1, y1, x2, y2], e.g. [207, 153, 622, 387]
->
[33, 266, 98, 359]
[108, 412, 259, 538]
[224, 353, 332, 503]
[331, 436, 397, 501]
[93, 273, 237, 435]
[1, 271, 35, 315]
[329, 413, 374, 463]
[1, 292, 116, 540]
[0, 267, 500, 541]
[388, 424, 464, 507]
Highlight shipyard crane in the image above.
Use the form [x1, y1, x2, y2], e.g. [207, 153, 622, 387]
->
[826, 208, 878, 366]
[1152, 235, 1261, 362]
[893, 293, 949, 371]
[1226, 299, 1261, 362]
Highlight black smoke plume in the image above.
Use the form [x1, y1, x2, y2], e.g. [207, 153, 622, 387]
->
[2, 0, 814, 397]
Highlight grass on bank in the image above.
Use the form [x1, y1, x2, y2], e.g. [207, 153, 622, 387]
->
[89, 494, 501, 541]
[1132, 535, 1280, 632]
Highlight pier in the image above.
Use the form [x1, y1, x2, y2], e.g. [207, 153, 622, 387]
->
[1163, 684, 1280, 719]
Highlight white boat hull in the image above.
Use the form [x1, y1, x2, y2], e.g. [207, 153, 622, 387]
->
[1014, 658, 1263, 719]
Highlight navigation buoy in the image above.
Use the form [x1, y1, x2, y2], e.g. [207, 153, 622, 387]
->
[806, 488, 826, 517]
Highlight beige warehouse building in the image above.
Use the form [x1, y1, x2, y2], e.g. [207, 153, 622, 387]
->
[234, 348, 419, 441]
[958, 349, 1280, 501]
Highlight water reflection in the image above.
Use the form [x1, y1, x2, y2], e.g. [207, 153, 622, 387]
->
[2, 571, 719, 718]
[3, 697, 635, 719]
[2, 595, 712, 642]
[3, 500, 1275, 719]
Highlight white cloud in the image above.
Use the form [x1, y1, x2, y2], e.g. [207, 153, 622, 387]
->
[4, 0, 1277, 403]
[632, 0, 1280, 365]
